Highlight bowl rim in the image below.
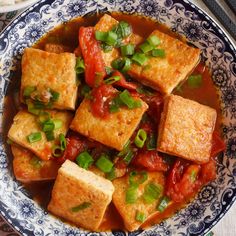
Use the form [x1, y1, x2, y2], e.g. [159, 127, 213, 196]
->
[0, 0, 39, 13]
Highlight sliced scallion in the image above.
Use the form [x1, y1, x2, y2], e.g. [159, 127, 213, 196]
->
[123, 150, 134, 164]
[27, 132, 42, 143]
[139, 42, 154, 53]
[71, 202, 91, 212]
[76, 151, 94, 170]
[75, 57, 85, 75]
[95, 155, 113, 173]
[151, 49, 166, 58]
[126, 185, 138, 204]
[121, 57, 131, 72]
[132, 53, 148, 66]
[129, 171, 148, 186]
[134, 129, 147, 148]
[45, 131, 55, 141]
[136, 211, 146, 222]
[112, 21, 132, 39]
[143, 183, 162, 204]
[106, 31, 118, 46]
[23, 86, 36, 97]
[30, 156, 42, 169]
[106, 167, 116, 181]
[121, 44, 135, 56]
[146, 133, 157, 150]
[50, 89, 60, 102]
[59, 133, 66, 151]
[119, 90, 141, 109]
[38, 111, 50, 123]
[42, 120, 55, 132]
[147, 35, 161, 47]
[95, 31, 108, 41]
[104, 75, 120, 85]
[53, 119, 63, 130]
[111, 58, 125, 70]
[157, 196, 170, 212]
[190, 169, 197, 182]
[26, 100, 41, 115]
[187, 74, 202, 88]
[52, 145, 63, 157]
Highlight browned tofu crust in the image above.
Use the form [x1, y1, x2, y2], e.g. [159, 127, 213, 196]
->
[8, 110, 73, 161]
[157, 95, 217, 163]
[21, 48, 77, 110]
[112, 172, 165, 231]
[48, 160, 114, 231]
[11, 145, 60, 182]
[128, 30, 200, 94]
[70, 96, 148, 151]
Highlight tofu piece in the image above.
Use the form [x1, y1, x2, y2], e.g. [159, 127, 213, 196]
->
[157, 95, 217, 163]
[112, 172, 165, 231]
[44, 43, 71, 54]
[21, 48, 77, 110]
[94, 14, 120, 67]
[48, 160, 114, 230]
[11, 145, 60, 183]
[70, 95, 148, 151]
[128, 30, 200, 94]
[8, 110, 73, 161]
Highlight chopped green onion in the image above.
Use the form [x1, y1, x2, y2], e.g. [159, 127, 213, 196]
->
[42, 120, 55, 132]
[118, 140, 131, 157]
[157, 196, 170, 212]
[129, 171, 148, 186]
[119, 90, 141, 109]
[45, 131, 55, 141]
[33, 100, 46, 109]
[126, 185, 138, 204]
[95, 155, 114, 173]
[105, 66, 113, 75]
[147, 35, 161, 46]
[151, 49, 166, 58]
[104, 76, 120, 85]
[136, 211, 146, 222]
[27, 132, 42, 143]
[190, 169, 197, 182]
[106, 31, 118, 46]
[121, 57, 132, 72]
[59, 133, 66, 151]
[101, 43, 113, 52]
[132, 53, 148, 66]
[109, 96, 123, 113]
[52, 145, 63, 157]
[30, 156, 42, 169]
[76, 151, 94, 170]
[111, 58, 125, 70]
[136, 86, 154, 96]
[123, 150, 134, 164]
[112, 21, 132, 39]
[146, 133, 156, 150]
[121, 44, 135, 56]
[71, 202, 91, 212]
[26, 99, 41, 115]
[134, 129, 147, 148]
[53, 119, 63, 130]
[23, 86, 36, 97]
[75, 57, 85, 75]
[106, 167, 116, 181]
[50, 89, 60, 102]
[139, 42, 154, 53]
[38, 111, 50, 123]
[187, 74, 202, 88]
[95, 31, 108, 41]
[81, 85, 91, 99]
[143, 183, 162, 204]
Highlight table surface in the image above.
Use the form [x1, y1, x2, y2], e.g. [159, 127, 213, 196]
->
[0, 0, 235, 236]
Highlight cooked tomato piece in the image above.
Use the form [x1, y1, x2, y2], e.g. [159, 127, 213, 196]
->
[133, 150, 168, 171]
[79, 27, 106, 87]
[211, 131, 225, 157]
[91, 84, 117, 118]
[199, 159, 217, 184]
[166, 159, 201, 202]
[113, 71, 138, 90]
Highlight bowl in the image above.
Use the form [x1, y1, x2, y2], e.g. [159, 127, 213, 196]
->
[0, 0, 39, 13]
[0, 0, 235, 235]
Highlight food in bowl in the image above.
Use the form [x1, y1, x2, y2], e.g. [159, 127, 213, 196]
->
[6, 13, 225, 232]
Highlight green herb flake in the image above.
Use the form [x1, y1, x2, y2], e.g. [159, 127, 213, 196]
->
[71, 202, 91, 212]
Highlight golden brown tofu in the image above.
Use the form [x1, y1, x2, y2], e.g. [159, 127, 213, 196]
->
[70, 96, 148, 151]
[128, 30, 200, 94]
[8, 110, 73, 161]
[21, 48, 77, 110]
[44, 43, 71, 54]
[11, 145, 60, 183]
[48, 160, 114, 231]
[112, 172, 165, 231]
[157, 95, 217, 163]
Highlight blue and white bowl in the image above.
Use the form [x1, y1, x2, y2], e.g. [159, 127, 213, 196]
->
[0, 0, 235, 235]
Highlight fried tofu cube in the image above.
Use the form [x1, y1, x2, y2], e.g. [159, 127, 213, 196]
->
[11, 145, 60, 183]
[44, 43, 71, 54]
[21, 48, 77, 110]
[48, 160, 114, 230]
[128, 30, 200, 94]
[70, 95, 148, 151]
[112, 172, 165, 231]
[157, 95, 217, 163]
[8, 110, 73, 161]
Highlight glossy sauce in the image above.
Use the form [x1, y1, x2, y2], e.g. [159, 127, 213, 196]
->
[4, 13, 222, 232]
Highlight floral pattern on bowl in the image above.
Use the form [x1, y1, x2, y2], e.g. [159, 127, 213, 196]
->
[0, 0, 235, 236]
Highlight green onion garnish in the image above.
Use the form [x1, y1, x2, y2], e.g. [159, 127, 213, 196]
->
[52, 145, 63, 157]
[136, 211, 146, 223]
[71, 202, 91, 212]
[23, 86, 36, 97]
[38, 111, 50, 123]
[45, 131, 55, 141]
[81, 85, 91, 99]
[132, 53, 148, 66]
[121, 44, 135, 56]
[111, 58, 124, 70]
[27, 132, 42, 143]
[118, 140, 131, 157]
[157, 196, 170, 212]
[105, 66, 113, 75]
[42, 120, 55, 132]
[112, 21, 132, 39]
[53, 119, 63, 130]
[101, 43, 113, 52]
[33, 100, 46, 109]
[143, 183, 162, 204]
[139, 42, 154, 53]
[109, 97, 122, 113]
[59, 133, 66, 151]
[26, 100, 41, 115]
[190, 169, 197, 182]
[146, 133, 157, 150]
[134, 129, 147, 148]
[106, 167, 116, 181]
[95, 155, 114, 173]
[75, 56, 85, 75]
[95, 31, 108, 41]
[147, 35, 161, 46]
[151, 49, 166, 58]
[123, 150, 134, 164]
[119, 90, 142, 109]
[126, 185, 138, 204]
[121, 57, 132, 72]
[76, 151, 94, 170]
[106, 31, 118, 46]
[50, 89, 60, 102]
[104, 76, 120, 85]
[187, 74, 202, 88]
[30, 156, 42, 169]
[129, 171, 148, 186]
